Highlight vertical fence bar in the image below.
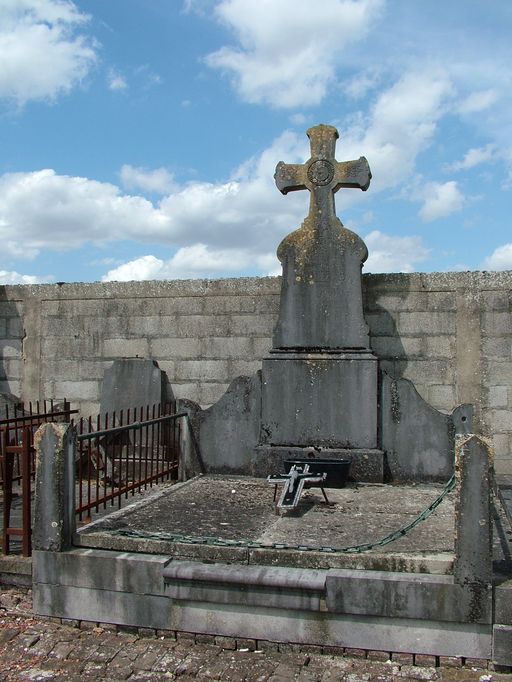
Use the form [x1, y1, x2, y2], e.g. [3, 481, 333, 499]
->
[95, 412, 101, 513]
[112, 410, 117, 508]
[103, 410, 109, 510]
[77, 417, 83, 522]
[87, 415, 92, 517]
[21, 427, 32, 557]
[1, 430, 13, 554]
[144, 404, 149, 487]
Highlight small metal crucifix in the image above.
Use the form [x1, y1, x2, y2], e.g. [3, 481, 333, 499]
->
[274, 124, 371, 225]
[268, 463, 329, 510]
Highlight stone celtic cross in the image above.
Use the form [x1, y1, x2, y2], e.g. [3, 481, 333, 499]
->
[274, 124, 371, 224]
[271, 123, 373, 351]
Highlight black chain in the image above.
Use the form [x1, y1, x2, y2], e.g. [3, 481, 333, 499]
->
[99, 475, 456, 554]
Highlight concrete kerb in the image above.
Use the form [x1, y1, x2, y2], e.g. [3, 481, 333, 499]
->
[29, 423, 509, 664]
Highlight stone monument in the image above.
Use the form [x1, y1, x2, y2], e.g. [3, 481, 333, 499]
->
[195, 123, 470, 483]
[258, 125, 383, 480]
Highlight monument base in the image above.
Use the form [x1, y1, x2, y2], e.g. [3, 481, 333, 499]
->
[261, 350, 379, 449]
[254, 445, 384, 483]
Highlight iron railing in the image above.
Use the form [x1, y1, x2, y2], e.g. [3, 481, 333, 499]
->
[74, 402, 182, 523]
[1, 400, 77, 556]
[1, 401, 183, 555]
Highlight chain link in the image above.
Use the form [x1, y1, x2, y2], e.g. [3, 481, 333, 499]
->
[102, 475, 456, 554]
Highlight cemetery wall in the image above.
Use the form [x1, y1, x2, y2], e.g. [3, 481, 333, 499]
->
[0, 270, 511, 474]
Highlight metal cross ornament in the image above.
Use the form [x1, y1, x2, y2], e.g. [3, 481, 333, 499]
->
[274, 124, 371, 224]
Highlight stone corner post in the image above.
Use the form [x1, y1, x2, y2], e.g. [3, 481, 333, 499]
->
[453, 433, 493, 585]
[33, 422, 76, 552]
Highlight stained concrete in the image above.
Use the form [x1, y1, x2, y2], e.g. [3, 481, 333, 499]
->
[77, 475, 456, 557]
[33, 423, 76, 552]
[100, 358, 172, 416]
[380, 371, 474, 482]
[260, 352, 378, 449]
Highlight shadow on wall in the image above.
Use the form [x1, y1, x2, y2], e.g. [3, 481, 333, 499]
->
[363, 284, 472, 482]
[0, 286, 24, 414]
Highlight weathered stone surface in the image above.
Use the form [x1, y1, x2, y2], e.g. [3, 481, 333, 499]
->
[100, 358, 172, 415]
[273, 124, 371, 350]
[33, 549, 171, 595]
[3, 596, 497, 682]
[380, 371, 473, 482]
[260, 351, 378, 450]
[493, 624, 512, 666]
[454, 435, 493, 586]
[325, 569, 492, 623]
[495, 578, 512, 625]
[163, 561, 326, 611]
[33, 422, 76, 552]
[1, 272, 511, 476]
[0, 391, 21, 417]
[77, 475, 457, 560]
[198, 373, 261, 473]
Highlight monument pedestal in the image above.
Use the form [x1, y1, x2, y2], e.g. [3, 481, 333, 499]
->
[259, 349, 384, 482]
[261, 350, 378, 449]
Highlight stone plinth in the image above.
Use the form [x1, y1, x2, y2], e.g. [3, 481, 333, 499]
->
[261, 351, 378, 449]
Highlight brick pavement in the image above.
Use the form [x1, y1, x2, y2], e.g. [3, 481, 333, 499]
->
[1, 587, 511, 682]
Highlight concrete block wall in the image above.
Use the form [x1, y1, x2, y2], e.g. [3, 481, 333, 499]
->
[0, 270, 510, 473]
[0, 297, 24, 398]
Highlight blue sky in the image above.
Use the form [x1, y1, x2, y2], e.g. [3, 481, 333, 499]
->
[0, 0, 511, 284]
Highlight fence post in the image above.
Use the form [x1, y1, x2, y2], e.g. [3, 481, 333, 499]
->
[33, 423, 76, 552]
[453, 434, 493, 585]
[177, 407, 204, 481]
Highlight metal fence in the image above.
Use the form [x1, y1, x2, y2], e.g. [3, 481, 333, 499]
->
[1, 401, 183, 555]
[74, 402, 182, 523]
[1, 400, 77, 556]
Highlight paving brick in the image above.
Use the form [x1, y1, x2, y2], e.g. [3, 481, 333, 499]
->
[439, 656, 463, 667]
[236, 638, 257, 651]
[176, 631, 196, 642]
[0, 627, 20, 644]
[464, 657, 488, 670]
[396, 664, 438, 680]
[367, 649, 390, 661]
[344, 648, 367, 659]
[49, 641, 75, 659]
[414, 654, 437, 667]
[214, 635, 236, 650]
[61, 618, 80, 628]
[391, 652, 415, 665]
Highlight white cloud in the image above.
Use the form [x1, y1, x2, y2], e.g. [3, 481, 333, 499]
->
[289, 113, 307, 127]
[343, 69, 380, 100]
[0, 134, 305, 278]
[205, 0, 383, 108]
[417, 181, 465, 222]
[102, 244, 260, 281]
[102, 255, 164, 282]
[363, 231, 430, 273]
[458, 89, 498, 114]
[120, 165, 176, 195]
[0, 169, 168, 258]
[449, 144, 497, 172]
[0, 269, 53, 285]
[482, 244, 512, 271]
[0, 108, 455, 281]
[108, 70, 127, 91]
[0, 0, 97, 105]
[334, 70, 453, 196]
